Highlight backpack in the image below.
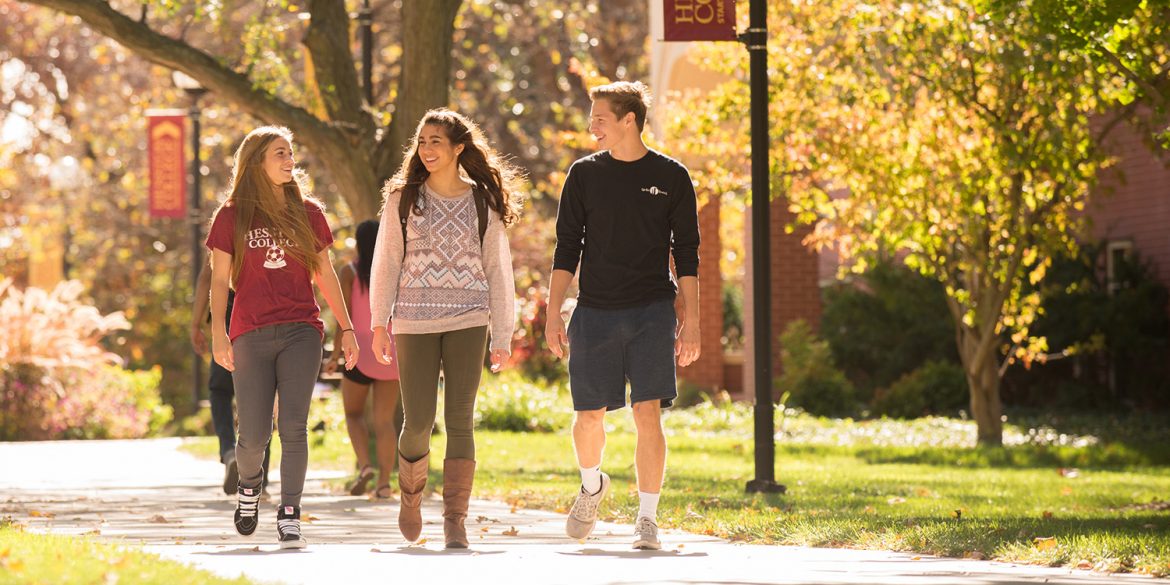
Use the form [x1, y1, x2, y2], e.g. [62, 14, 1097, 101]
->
[399, 188, 489, 258]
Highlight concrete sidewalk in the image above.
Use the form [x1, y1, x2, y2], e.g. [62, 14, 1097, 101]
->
[0, 439, 1151, 585]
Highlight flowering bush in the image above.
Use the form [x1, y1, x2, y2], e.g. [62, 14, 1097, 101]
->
[506, 285, 569, 382]
[0, 279, 172, 440]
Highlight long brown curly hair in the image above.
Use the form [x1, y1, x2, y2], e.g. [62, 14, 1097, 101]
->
[382, 108, 522, 227]
[211, 126, 324, 284]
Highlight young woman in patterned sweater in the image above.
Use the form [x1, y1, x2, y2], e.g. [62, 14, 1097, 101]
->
[368, 108, 520, 548]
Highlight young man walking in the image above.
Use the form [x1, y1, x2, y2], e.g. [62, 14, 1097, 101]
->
[545, 81, 701, 550]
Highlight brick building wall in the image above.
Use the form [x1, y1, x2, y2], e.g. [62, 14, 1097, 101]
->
[1089, 115, 1170, 295]
[742, 196, 822, 400]
[678, 200, 725, 391]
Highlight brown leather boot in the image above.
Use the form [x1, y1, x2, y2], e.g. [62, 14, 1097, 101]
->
[442, 458, 476, 549]
[397, 452, 429, 542]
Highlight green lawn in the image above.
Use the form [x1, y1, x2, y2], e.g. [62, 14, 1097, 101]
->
[0, 522, 256, 585]
[180, 381, 1170, 577]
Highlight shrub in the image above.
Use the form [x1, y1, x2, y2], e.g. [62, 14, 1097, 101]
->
[776, 320, 857, 417]
[722, 281, 744, 349]
[820, 262, 958, 402]
[474, 370, 572, 432]
[0, 364, 171, 440]
[872, 360, 969, 419]
[0, 279, 171, 440]
[1004, 245, 1170, 410]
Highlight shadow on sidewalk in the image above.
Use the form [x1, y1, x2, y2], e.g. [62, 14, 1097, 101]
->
[558, 548, 709, 559]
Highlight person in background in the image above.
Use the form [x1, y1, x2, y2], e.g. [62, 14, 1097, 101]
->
[192, 260, 272, 497]
[323, 219, 401, 500]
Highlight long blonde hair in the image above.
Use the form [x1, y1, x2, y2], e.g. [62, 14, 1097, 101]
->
[211, 126, 324, 283]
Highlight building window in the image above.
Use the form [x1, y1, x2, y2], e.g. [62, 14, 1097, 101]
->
[1105, 240, 1134, 295]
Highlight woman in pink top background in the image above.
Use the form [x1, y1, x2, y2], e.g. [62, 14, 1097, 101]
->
[325, 219, 400, 499]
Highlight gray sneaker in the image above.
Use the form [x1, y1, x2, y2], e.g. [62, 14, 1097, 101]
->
[565, 472, 610, 540]
[632, 516, 661, 550]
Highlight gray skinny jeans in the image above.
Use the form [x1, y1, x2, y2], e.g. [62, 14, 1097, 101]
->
[231, 322, 322, 508]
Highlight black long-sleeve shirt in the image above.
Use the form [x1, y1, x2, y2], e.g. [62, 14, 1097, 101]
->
[552, 149, 700, 309]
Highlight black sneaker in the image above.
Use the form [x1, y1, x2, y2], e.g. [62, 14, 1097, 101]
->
[276, 505, 307, 549]
[222, 454, 239, 496]
[234, 484, 261, 535]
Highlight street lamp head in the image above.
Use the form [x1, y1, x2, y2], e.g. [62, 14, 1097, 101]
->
[171, 70, 208, 99]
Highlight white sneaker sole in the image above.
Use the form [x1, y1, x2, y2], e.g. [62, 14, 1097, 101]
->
[633, 539, 662, 550]
[280, 538, 307, 550]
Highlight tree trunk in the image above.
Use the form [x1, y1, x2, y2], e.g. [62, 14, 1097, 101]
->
[374, 0, 462, 188]
[962, 342, 1004, 446]
[948, 297, 1005, 446]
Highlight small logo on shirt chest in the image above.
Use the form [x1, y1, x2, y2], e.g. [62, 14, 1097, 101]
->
[640, 185, 668, 196]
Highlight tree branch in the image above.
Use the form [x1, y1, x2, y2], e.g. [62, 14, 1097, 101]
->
[23, 0, 345, 151]
[1094, 42, 1170, 110]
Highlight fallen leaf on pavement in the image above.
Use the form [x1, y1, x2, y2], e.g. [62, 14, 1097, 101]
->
[1076, 560, 1093, 570]
[28, 510, 55, 518]
[502, 527, 519, 536]
[911, 556, 922, 561]
[148, 515, 168, 523]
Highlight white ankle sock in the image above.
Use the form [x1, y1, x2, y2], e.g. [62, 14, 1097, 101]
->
[638, 491, 660, 521]
[580, 464, 602, 494]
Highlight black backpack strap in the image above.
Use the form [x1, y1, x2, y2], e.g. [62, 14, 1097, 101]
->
[474, 189, 489, 245]
[398, 190, 412, 260]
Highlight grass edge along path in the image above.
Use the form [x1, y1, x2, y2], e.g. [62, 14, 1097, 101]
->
[0, 521, 259, 585]
[178, 387, 1170, 578]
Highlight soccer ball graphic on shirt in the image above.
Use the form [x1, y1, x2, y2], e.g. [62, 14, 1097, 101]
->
[263, 245, 287, 269]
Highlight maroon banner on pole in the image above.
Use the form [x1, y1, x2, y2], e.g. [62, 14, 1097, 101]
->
[663, 0, 737, 41]
[147, 111, 186, 219]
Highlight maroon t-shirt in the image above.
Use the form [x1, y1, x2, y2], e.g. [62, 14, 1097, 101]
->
[205, 200, 334, 341]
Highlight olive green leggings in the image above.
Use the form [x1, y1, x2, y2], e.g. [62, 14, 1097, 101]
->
[394, 326, 488, 461]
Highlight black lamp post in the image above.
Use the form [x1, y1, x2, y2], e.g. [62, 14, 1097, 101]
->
[743, 0, 785, 495]
[173, 70, 209, 407]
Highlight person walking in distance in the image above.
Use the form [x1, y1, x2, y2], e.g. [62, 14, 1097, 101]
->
[192, 259, 271, 496]
[323, 219, 401, 500]
[544, 81, 701, 550]
[369, 109, 519, 548]
[207, 125, 358, 549]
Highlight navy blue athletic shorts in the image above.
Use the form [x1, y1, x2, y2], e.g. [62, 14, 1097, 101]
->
[567, 298, 677, 411]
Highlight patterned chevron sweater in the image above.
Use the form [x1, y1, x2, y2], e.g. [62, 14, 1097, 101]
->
[369, 185, 516, 353]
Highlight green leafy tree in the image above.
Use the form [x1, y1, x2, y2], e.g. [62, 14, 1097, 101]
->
[674, 0, 1143, 444]
[981, 0, 1170, 145]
